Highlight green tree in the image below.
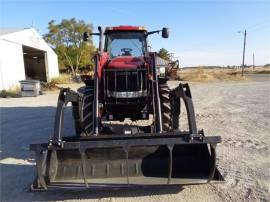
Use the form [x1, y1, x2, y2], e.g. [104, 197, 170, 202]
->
[44, 18, 96, 76]
[158, 48, 171, 61]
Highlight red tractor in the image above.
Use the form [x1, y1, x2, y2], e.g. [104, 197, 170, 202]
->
[30, 26, 223, 190]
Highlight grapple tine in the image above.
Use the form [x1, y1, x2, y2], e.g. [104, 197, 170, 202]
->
[125, 147, 130, 185]
[80, 150, 88, 187]
[167, 145, 173, 184]
[35, 151, 47, 189]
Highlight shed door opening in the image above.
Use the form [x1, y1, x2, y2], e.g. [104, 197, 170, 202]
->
[23, 46, 47, 81]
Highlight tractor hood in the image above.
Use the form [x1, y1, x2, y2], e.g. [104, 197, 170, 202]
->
[107, 56, 144, 69]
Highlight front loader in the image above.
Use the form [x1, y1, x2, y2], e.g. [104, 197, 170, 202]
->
[30, 26, 223, 190]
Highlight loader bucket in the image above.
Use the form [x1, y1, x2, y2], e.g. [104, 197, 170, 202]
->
[30, 133, 223, 190]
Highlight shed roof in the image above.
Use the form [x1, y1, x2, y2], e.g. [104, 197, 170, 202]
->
[0, 28, 26, 36]
[0, 28, 56, 55]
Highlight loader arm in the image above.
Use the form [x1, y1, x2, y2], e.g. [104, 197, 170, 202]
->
[30, 83, 223, 190]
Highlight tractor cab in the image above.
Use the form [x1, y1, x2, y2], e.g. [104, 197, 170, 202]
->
[104, 26, 147, 71]
[104, 26, 147, 58]
[102, 26, 149, 120]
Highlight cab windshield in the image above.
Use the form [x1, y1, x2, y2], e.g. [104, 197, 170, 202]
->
[106, 32, 146, 58]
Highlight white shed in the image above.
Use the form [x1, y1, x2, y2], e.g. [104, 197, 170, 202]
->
[0, 28, 59, 90]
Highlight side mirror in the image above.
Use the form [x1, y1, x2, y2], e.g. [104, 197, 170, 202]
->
[83, 32, 89, 42]
[98, 26, 102, 33]
[162, 27, 169, 38]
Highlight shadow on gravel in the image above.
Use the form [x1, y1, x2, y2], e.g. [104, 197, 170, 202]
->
[0, 106, 183, 201]
[0, 106, 73, 201]
[35, 186, 183, 201]
[0, 106, 74, 159]
[1, 164, 183, 201]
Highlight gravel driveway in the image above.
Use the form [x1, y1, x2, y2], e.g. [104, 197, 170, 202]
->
[1, 74, 269, 201]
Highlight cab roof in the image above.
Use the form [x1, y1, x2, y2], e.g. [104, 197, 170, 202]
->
[105, 26, 147, 33]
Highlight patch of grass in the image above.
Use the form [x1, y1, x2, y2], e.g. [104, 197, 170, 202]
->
[178, 68, 246, 81]
[0, 86, 21, 98]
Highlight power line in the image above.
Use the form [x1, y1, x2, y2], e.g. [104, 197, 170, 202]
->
[248, 25, 270, 33]
[245, 21, 270, 30]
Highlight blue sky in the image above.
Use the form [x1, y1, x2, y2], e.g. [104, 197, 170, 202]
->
[0, 0, 269, 66]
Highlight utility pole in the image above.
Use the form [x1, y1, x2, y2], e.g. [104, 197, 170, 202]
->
[241, 30, 247, 76]
[253, 53, 255, 70]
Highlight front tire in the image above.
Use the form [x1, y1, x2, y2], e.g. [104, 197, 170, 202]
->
[73, 86, 94, 136]
[159, 83, 172, 131]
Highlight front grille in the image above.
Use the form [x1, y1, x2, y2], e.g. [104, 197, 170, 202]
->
[106, 90, 147, 98]
[104, 69, 147, 98]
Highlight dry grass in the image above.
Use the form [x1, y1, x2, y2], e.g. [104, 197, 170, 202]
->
[178, 68, 247, 81]
[50, 74, 72, 84]
[245, 67, 270, 74]
[41, 74, 73, 91]
[0, 86, 21, 98]
[40, 82, 60, 91]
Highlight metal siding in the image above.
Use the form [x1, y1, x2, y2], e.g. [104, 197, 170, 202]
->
[0, 28, 59, 88]
[0, 39, 25, 90]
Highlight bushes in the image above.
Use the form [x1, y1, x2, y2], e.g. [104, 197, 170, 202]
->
[0, 86, 21, 98]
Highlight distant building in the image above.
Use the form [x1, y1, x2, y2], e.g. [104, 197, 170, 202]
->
[0, 28, 59, 90]
[155, 56, 169, 67]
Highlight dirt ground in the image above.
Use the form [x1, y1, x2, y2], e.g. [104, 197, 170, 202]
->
[1, 74, 269, 202]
